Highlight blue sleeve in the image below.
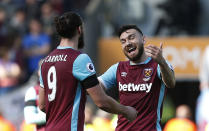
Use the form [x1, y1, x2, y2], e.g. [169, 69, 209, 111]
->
[98, 63, 118, 89]
[73, 54, 96, 81]
[157, 60, 174, 79]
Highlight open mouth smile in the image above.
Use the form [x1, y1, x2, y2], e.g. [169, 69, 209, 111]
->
[128, 47, 136, 53]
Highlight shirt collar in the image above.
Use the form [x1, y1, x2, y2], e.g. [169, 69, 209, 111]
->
[57, 46, 74, 49]
[130, 57, 152, 65]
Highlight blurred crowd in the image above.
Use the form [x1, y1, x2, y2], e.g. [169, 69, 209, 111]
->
[0, 0, 60, 95]
[0, 0, 209, 131]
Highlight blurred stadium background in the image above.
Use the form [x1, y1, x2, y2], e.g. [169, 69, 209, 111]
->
[0, 0, 208, 130]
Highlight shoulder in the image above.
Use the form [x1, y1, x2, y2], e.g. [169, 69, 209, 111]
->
[112, 62, 119, 69]
[74, 53, 92, 64]
[76, 53, 90, 59]
[73, 53, 96, 81]
[67, 49, 82, 58]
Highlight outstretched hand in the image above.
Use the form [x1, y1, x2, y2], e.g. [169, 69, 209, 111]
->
[144, 42, 165, 65]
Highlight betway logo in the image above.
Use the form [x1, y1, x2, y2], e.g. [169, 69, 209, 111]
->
[119, 82, 152, 93]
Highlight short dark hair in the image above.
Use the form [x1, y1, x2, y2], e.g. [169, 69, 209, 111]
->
[54, 12, 83, 39]
[118, 25, 143, 37]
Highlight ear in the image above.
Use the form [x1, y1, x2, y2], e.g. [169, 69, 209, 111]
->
[142, 36, 146, 44]
[78, 26, 82, 35]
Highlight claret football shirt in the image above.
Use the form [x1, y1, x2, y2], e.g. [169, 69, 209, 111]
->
[99, 57, 173, 131]
[40, 46, 98, 131]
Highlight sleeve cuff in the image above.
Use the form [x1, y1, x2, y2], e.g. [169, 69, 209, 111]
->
[81, 74, 99, 89]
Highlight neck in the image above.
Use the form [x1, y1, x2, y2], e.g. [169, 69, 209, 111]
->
[130, 52, 148, 64]
[59, 37, 78, 50]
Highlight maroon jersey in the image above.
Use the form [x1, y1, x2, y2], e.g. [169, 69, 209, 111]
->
[40, 47, 98, 131]
[99, 57, 169, 131]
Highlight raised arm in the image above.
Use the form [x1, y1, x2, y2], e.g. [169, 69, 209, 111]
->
[158, 58, 175, 88]
[145, 43, 175, 88]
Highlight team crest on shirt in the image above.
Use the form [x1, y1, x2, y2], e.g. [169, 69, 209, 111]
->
[86, 63, 95, 72]
[143, 68, 153, 81]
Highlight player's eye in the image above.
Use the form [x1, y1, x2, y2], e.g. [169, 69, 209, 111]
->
[129, 34, 135, 40]
[121, 39, 126, 44]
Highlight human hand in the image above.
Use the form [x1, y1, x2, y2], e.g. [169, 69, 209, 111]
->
[123, 106, 138, 122]
[144, 42, 165, 65]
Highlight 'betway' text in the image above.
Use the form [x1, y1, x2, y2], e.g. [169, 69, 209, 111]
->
[119, 82, 152, 93]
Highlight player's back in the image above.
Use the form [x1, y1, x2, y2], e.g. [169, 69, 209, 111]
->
[40, 47, 86, 131]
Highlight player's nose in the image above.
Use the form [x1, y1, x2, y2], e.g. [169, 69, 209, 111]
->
[125, 42, 132, 47]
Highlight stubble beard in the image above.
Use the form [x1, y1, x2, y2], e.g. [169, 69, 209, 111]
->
[125, 45, 144, 62]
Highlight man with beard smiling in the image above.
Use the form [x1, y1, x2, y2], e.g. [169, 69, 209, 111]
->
[38, 12, 137, 131]
[98, 25, 175, 131]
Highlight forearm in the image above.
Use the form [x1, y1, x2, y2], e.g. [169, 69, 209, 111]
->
[88, 85, 137, 121]
[98, 95, 127, 116]
[159, 60, 175, 88]
[88, 85, 127, 116]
